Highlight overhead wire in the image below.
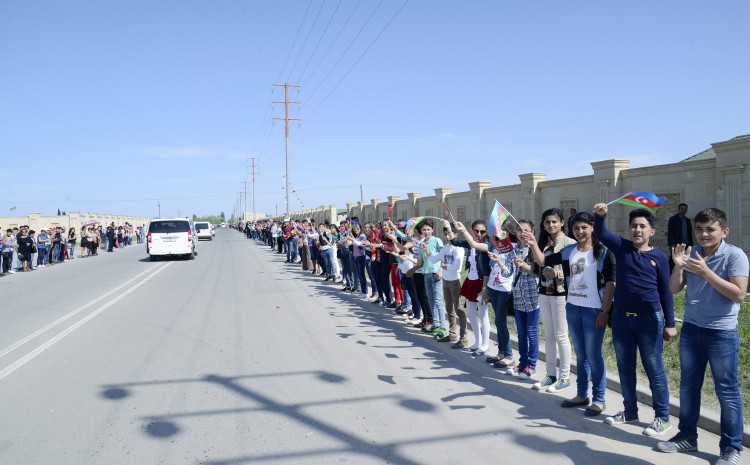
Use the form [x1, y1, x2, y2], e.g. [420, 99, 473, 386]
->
[304, 0, 410, 123]
[285, 0, 328, 83]
[294, 0, 344, 85]
[251, 0, 314, 157]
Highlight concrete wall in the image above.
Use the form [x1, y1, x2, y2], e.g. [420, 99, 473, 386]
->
[0, 212, 151, 232]
[269, 136, 750, 256]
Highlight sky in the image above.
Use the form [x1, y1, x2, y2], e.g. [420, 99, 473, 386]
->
[1, 0, 749, 220]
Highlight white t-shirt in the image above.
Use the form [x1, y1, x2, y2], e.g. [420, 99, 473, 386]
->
[487, 250, 514, 292]
[428, 242, 464, 281]
[566, 248, 601, 309]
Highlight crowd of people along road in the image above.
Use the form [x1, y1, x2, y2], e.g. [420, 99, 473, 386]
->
[1, 223, 147, 274]
[242, 203, 747, 465]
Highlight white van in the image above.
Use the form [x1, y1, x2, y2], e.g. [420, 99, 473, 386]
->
[195, 221, 213, 241]
[147, 218, 197, 261]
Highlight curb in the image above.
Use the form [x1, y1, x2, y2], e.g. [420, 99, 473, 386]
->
[488, 326, 750, 447]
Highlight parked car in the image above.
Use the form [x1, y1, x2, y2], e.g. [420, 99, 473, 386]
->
[195, 221, 214, 241]
[146, 218, 197, 261]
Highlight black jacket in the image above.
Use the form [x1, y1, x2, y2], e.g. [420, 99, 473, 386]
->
[449, 238, 491, 278]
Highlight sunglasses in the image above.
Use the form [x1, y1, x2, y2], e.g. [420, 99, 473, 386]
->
[473, 229, 487, 234]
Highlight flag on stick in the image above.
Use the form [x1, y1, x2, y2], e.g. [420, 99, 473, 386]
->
[388, 204, 393, 219]
[607, 192, 667, 213]
[404, 216, 425, 236]
[488, 201, 513, 253]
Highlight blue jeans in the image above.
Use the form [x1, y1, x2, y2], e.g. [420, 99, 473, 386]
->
[285, 239, 293, 262]
[515, 308, 539, 369]
[340, 250, 353, 287]
[424, 273, 446, 329]
[354, 255, 368, 295]
[488, 288, 513, 359]
[678, 322, 743, 451]
[37, 247, 48, 266]
[374, 259, 392, 303]
[611, 310, 670, 420]
[365, 255, 378, 296]
[322, 248, 335, 277]
[567, 303, 606, 404]
[348, 253, 359, 289]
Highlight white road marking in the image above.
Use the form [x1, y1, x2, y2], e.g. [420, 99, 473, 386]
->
[0, 262, 172, 380]
[0, 265, 162, 359]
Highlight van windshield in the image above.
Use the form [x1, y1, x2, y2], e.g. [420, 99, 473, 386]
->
[150, 221, 190, 233]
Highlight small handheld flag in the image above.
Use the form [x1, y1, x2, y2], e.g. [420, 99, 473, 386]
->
[488, 201, 513, 253]
[607, 192, 667, 213]
[404, 216, 425, 236]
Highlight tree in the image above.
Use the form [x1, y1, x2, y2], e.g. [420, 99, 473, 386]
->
[57, 209, 61, 215]
[220, 212, 226, 220]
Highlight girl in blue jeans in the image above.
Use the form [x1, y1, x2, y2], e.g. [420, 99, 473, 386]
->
[528, 211, 615, 416]
[509, 220, 540, 380]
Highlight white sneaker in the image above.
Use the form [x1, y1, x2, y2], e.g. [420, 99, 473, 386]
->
[8, 270, 15, 274]
[356, 293, 367, 299]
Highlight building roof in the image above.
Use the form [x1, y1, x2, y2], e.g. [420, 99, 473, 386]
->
[681, 134, 750, 162]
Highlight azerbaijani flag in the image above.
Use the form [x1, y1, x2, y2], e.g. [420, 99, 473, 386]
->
[393, 229, 408, 239]
[348, 219, 360, 230]
[404, 216, 425, 236]
[613, 192, 667, 212]
[488, 201, 513, 253]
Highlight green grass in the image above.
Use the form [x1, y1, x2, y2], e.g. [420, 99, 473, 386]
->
[477, 275, 750, 425]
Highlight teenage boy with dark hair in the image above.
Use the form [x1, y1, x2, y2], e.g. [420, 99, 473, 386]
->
[593, 203, 676, 437]
[657, 208, 748, 465]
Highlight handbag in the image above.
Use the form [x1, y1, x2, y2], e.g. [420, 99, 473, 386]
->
[503, 292, 515, 317]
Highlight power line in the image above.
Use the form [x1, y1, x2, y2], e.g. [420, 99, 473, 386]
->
[285, 0, 328, 83]
[302, 0, 385, 105]
[294, 0, 344, 85]
[305, 0, 410, 122]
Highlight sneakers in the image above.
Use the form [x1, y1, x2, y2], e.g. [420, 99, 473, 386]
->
[432, 328, 446, 339]
[505, 364, 521, 376]
[656, 434, 698, 453]
[605, 410, 640, 425]
[517, 366, 535, 379]
[533, 375, 556, 391]
[356, 293, 367, 299]
[643, 417, 672, 437]
[547, 378, 571, 393]
[716, 447, 742, 465]
[436, 333, 452, 343]
[492, 356, 514, 369]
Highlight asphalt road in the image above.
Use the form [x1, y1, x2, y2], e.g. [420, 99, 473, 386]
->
[0, 228, 737, 465]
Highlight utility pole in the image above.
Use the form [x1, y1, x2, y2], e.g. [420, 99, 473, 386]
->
[241, 181, 249, 223]
[272, 83, 301, 217]
[157, 201, 161, 217]
[248, 156, 259, 222]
